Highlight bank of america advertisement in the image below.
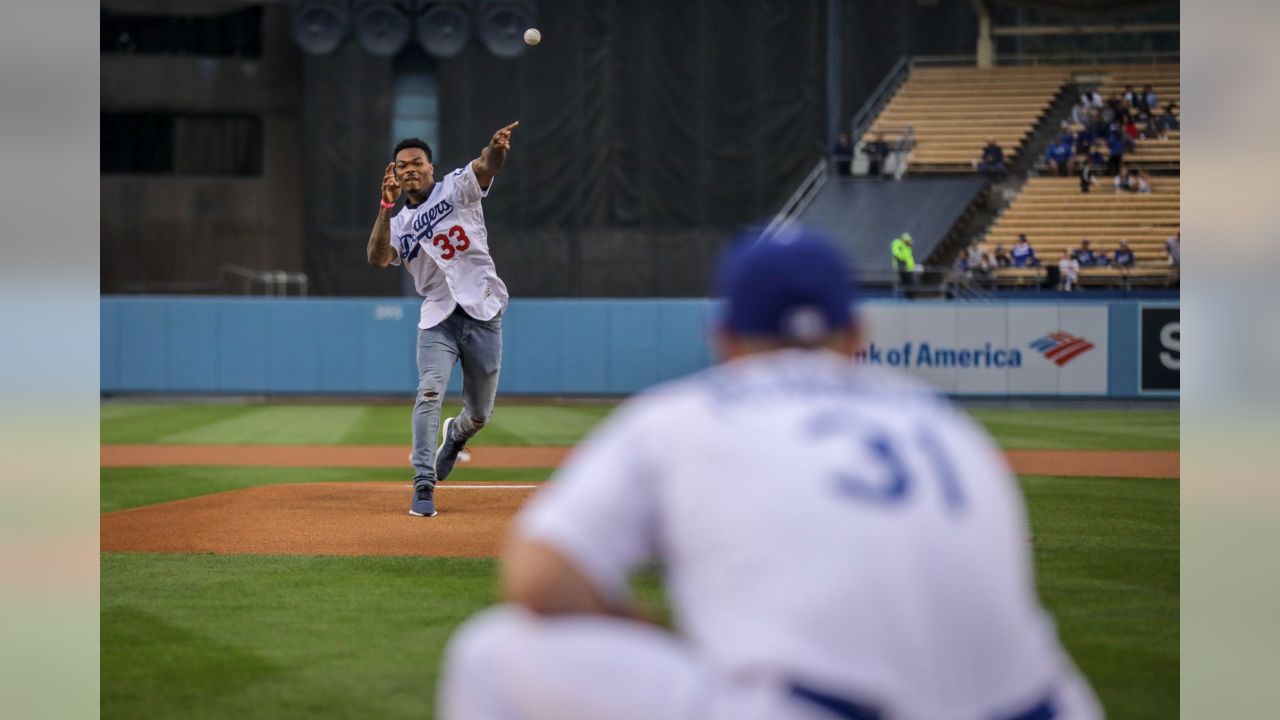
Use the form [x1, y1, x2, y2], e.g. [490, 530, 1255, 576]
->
[857, 305, 1110, 395]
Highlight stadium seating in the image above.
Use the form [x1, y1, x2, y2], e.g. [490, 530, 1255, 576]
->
[980, 175, 1179, 287]
[863, 66, 1070, 172]
[1069, 65, 1181, 170]
[857, 62, 1180, 289]
[863, 63, 1180, 173]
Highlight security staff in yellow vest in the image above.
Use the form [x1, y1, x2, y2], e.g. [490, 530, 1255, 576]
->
[891, 232, 915, 287]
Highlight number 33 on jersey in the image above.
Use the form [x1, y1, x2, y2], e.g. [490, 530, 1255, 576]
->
[432, 225, 471, 260]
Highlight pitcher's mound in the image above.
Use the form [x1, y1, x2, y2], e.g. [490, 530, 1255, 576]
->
[101, 483, 540, 558]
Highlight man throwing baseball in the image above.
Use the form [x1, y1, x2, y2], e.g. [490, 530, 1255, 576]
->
[439, 227, 1101, 719]
[366, 122, 518, 517]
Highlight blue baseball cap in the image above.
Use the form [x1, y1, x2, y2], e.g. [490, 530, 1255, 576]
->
[715, 226, 858, 343]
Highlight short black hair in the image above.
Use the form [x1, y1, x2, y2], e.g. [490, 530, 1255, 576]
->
[393, 138, 433, 162]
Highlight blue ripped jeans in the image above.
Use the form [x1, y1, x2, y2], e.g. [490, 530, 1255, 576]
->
[412, 305, 503, 486]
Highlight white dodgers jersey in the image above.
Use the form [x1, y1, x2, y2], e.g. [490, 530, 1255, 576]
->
[518, 349, 1094, 719]
[389, 163, 509, 329]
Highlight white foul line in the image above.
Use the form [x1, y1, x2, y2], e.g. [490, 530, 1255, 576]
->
[441, 484, 540, 489]
[404, 484, 540, 489]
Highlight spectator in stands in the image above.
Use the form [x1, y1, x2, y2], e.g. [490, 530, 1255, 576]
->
[1079, 160, 1098, 193]
[1143, 84, 1158, 112]
[1113, 166, 1137, 192]
[970, 245, 996, 288]
[1112, 239, 1135, 289]
[1123, 84, 1137, 106]
[967, 242, 993, 270]
[1118, 102, 1134, 127]
[994, 244, 1012, 267]
[864, 130, 890, 177]
[978, 139, 1006, 177]
[1088, 140, 1107, 170]
[1086, 89, 1103, 108]
[1132, 85, 1148, 111]
[1156, 104, 1179, 135]
[1113, 239, 1135, 268]
[1074, 125, 1095, 157]
[1115, 167, 1152, 193]
[1074, 238, 1103, 266]
[947, 249, 985, 296]
[1124, 116, 1141, 143]
[1106, 129, 1127, 175]
[1071, 97, 1091, 126]
[1142, 114, 1162, 140]
[1101, 96, 1119, 125]
[1011, 234, 1039, 267]
[1045, 133, 1073, 176]
[1134, 168, 1152, 193]
[1165, 232, 1180, 267]
[833, 132, 853, 177]
[1058, 250, 1080, 292]
[1113, 165, 1129, 191]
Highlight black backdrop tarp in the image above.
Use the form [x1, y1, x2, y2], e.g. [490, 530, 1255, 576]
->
[300, 44, 397, 297]
[299, 0, 978, 297]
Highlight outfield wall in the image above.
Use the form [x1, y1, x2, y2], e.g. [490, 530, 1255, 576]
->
[100, 297, 1178, 398]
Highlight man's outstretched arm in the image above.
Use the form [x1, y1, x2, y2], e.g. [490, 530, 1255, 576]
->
[471, 121, 519, 190]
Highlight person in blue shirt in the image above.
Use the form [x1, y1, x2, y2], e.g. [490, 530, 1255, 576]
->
[1087, 140, 1106, 170]
[1106, 130, 1127, 175]
[1045, 133, 1074, 176]
[1113, 240, 1135, 267]
[1156, 104, 1179, 136]
[1073, 239, 1103, 267]
[1073, 126, 1095, 157]
[978, 139, 1006, 177]
[1011, 234, 1039, 267]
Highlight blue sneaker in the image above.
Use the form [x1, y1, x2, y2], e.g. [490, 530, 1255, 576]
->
[435, 416, 467, 483]
[409, 482, 437, 517]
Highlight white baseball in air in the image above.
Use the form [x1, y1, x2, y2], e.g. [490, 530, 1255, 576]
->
[524, 28, 541, 46]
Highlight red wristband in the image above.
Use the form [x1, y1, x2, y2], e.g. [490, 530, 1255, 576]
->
[380, 199, 396, 209]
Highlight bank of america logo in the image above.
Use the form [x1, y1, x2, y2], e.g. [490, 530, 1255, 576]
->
[1029, 332, 1095, 366]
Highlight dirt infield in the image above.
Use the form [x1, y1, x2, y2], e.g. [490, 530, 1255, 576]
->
[101, 483, 536, 557]
[101, 444, 1179, 479]
[100, 444, 1177, 558]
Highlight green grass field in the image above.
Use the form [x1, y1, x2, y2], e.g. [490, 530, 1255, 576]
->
[101, 403, 1179, 719]
[102, 402, 1179, 450]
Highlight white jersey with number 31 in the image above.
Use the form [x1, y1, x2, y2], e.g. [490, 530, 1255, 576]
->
[389, 163, 509, 329]
[518, 349, 1094, 718]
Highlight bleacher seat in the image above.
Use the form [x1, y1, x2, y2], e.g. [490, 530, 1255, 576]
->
[981, 175, 1179, 287]
[864, 66, 1070, 172]
[863, 63, 1180, 174]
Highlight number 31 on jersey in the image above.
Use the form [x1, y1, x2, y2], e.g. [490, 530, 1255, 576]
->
[806, 410, 965, 515]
